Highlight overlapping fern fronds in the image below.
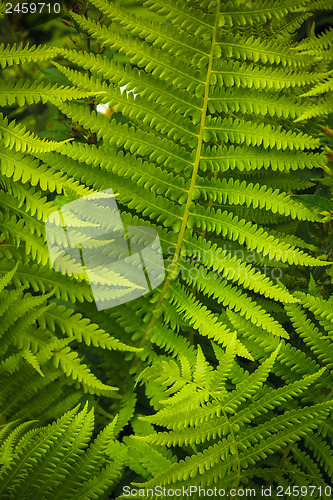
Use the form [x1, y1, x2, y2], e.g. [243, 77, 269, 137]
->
[0, 405, 122, 499]
[0, 265, 139, 424]
[112, 283, 333, 496]
[0, 0, 333, 496]
[127, 330, 332, 497]
[40, 0, 333, 362]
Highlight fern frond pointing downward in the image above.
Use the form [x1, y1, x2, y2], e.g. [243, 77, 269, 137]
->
[182, 234, 296, 303]
[181, 266, 289, 338]
[285, 303, 333, 368]
[52, 346, 118, 395]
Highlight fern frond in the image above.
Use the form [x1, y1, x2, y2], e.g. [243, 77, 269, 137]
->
[89, 0, 210, 65]
[0, 263, 18, 294]
[216, 33, 315, 67]
[57, 142, 189, 204]
[237, 403, 332, 467]
[56, 48, 202, 120]
[294, 26, 333, 54]
[295, 95, 333, 121]
[295, 292, 333, 323]
[42, 303, 141, 352]
[15, 406, 94, 499]
[143, 0, 215, 37]
[269, 12, 312, 43]
[248, 172, 315, 191]
[231, 368, 327, 428]
[181, 233, 296, 304]
[180, 265, 289, 338]
[0, 421, 36, 468]
[0, 258, 93, 303]
[21, 349, 44, 377]
[148, 324, 196, 365]
[219, 0, 310, 27]
[199, 144, 326, 173]
[212, 59, 330, 91]
[55, 65, 198, 148]
[301, 0, 333, 11]
[48, 416, 118, 499]
[290, 446, 325, 486]
[70, 12, 205, 95]
[204, 116, 319, 151]
[0, 213, 51, 266]
[69, 460, 123, 500]
[166, 281, 253, 359]
[0, 43, 59, 69]
[1, 177, 54, 221]
[300, 74, 333, 97]
[140, 402, 331, 487]
[0, 405, 79, 495]
[208, 87, 305, 119]
[191, 206, 327, 266]
[0, 80, 101, 107]
[0, 147, 92, 196]
[0, 405, 122, 499]
[54, 100, 192, 172]
[304, 433, 333, 478]
[52, 346, 118, 395]
[285, 303, 333, 368]
[196, 177, 320, 221]
[0, 113, 69, 153]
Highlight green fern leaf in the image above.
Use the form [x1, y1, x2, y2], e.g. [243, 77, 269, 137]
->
[0, 79, 105, 107]
[0, 43, 59, 69]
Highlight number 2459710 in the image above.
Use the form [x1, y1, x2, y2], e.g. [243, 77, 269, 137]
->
[6, 3, 60, 14]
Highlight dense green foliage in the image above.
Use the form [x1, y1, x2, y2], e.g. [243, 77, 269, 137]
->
[0, 0, 333, 498]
